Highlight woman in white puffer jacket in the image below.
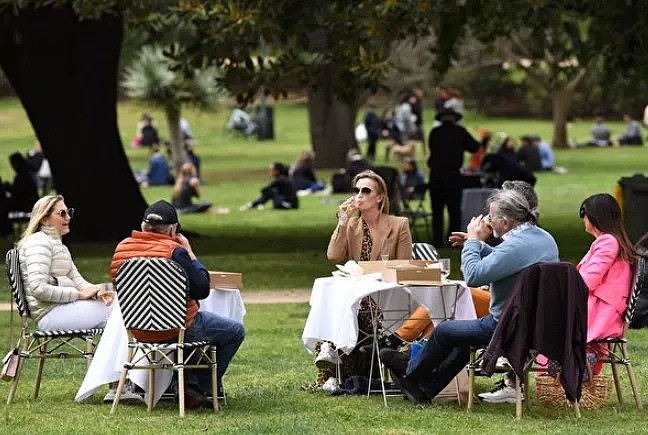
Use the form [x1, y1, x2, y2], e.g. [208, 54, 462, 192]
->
[17, 195, 114, 330]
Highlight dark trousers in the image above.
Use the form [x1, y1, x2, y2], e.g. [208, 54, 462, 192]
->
[252, 187, 294, 209]
[406, 315, 497, 399]
[429, 178, 462, 247]
[366, 134, 379, 160]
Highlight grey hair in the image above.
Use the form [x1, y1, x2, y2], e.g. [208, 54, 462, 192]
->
[502, 180, 539, 222]
[141, 221, 174, 235]
[488, 189, 537, 225]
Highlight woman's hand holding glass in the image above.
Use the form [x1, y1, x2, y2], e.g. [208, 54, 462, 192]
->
[97, 283, 115, 306]
[337, 196, 356, 225]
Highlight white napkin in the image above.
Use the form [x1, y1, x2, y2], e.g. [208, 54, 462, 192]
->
[335, 260, 364, 276]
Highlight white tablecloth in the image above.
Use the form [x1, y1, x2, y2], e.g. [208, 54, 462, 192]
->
[301, 276, 475, 354]
[75, 288, 246, 404]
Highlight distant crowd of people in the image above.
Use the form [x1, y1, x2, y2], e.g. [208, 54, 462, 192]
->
[583, 113, 645, 147]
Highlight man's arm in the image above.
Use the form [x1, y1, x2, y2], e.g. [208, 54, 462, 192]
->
[172, 247, 210, 300]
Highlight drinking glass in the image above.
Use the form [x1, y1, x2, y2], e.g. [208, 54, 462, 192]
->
[380, 243, 390, 266]
[439, 258, 451, 280]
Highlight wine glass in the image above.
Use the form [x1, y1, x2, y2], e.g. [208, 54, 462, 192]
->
[439, 258, 451, 281]
[380, 243, 390, 267]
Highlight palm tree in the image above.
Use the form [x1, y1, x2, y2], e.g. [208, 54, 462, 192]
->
[122, 45, 223, 169]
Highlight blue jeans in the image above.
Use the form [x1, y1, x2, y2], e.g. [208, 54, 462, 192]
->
[183, 311, 245, 393]
[405, 315, 497, 399]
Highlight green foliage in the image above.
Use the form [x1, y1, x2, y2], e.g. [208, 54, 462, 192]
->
[122, 45, 222, 111]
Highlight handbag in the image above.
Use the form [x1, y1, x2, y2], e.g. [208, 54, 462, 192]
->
[2, 349, 19, 382]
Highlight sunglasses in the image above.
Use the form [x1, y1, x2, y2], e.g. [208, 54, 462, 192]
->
[53, 208, 75, 219]
[579, 205, 586, 219]
[352, 186, 373, 195]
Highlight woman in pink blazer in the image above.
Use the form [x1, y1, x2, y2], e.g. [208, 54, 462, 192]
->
[578, 193, 635, 374]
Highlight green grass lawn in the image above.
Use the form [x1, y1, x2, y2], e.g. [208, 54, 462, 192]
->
[0, 97, 646, 293]
[1, 98, 648, 432]
[0, 305, 647, 434]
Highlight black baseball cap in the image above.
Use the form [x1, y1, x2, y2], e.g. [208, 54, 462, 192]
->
[143, 200, 179, 228]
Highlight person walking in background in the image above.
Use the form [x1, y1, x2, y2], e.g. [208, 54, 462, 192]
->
[240, 162, 298, 210]
[363, 104, 383, 161]
[427, 108, 480, 247]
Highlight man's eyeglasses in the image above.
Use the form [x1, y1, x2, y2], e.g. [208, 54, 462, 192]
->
[53, 208, 75, 219]
[352, 186, 373, 195]
[579, 205, 586, 219]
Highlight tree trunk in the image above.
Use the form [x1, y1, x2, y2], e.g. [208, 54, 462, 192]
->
[307, 83, 358, 169]
[165, 105, 185, 171]
[551, 89, 574, 149]
[0, 5, 147, 242]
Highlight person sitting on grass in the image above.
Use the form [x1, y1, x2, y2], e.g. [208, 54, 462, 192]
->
[240, 162, 299, 210]
[291, 151, 326, 196]
[617, 113, 644, 146]
[171, 163, 212, 214]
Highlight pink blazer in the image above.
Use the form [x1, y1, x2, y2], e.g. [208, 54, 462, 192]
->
[577, 233, 632, 316]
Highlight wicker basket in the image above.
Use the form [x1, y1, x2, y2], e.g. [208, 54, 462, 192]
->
[535, 374, 612, 409]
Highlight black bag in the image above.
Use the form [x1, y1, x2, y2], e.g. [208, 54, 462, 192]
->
[630, 233, 648, 329]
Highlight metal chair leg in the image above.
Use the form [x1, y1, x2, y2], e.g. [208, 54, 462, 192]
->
[34, 342, 47, 399]
[178, 365, 186, 419]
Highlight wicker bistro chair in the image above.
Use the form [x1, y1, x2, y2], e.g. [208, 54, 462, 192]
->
[589, 255, 645, 409]
[4, 249, 103, 405]
[110, 257, 219, 418]
[412, 242, 439, 262]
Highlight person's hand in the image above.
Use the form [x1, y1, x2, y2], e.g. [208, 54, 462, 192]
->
[176, 233, 197, 260]
[448, 232, 468, 247]
[97, 288, 115, 306]
[78, 285, 101, 300]
[337, 196, 356, 225]
[466, 215, 491, 241]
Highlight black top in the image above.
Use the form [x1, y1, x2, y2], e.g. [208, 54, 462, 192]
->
[427, 121, 480, 179]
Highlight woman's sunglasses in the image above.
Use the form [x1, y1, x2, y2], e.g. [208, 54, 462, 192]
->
[53, 208, 75, 219]
[352, 186, 373, 195]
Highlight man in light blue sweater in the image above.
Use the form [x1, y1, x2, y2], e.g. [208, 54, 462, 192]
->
[381, 188, 559, 404]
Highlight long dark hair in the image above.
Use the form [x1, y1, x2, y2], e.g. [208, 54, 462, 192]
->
[580, 193, 635, 264]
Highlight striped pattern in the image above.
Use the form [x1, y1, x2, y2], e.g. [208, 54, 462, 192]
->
[116, 258, 188, 331]
[33, 329, 102, 338]
[128, 340, 211, 351]
[412, 243, 439, 261]
[626, 256, 647, 324]
[5, 249, 30, 317]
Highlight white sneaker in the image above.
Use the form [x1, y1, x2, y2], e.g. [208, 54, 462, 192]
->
[297, 189, 311, 197]
[103, 381, 146, 404]
[322, 377, 339, 393]
[239, 203, 252, 211]
[478, 378, 520, 404]
[496, 356, 512, 369]
[315, 342, 340, 369]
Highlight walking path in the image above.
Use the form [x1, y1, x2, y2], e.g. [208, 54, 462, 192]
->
[0, 289, 311, 311]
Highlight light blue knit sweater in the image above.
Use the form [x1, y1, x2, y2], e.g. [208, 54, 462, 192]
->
[461, 225, 559, 320]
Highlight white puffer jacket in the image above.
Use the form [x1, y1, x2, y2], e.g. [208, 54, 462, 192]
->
[18, 226, 93, 321]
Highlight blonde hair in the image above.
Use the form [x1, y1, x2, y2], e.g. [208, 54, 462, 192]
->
[173, 163, 197, 197]
[16, 195, 64, 249]
[352, 170, 390, 214]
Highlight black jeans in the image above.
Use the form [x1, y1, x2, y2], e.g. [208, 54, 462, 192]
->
[429, 178, 462, 247]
